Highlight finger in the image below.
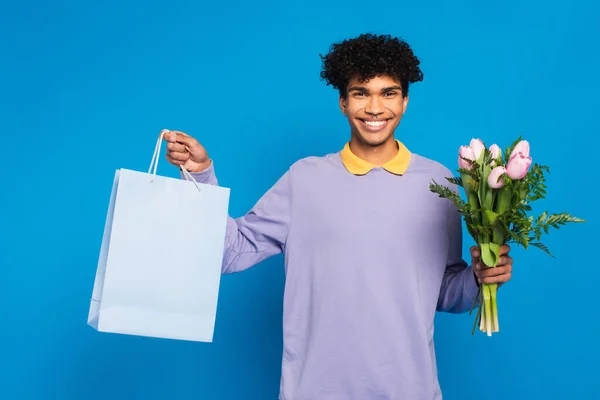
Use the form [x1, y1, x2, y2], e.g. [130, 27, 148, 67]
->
[470, 246, 481, 268]
[178, 135, 199, 150]
[169, 130, 190, 137]
[163, 130, 177, 143]
[481, 272, 512, 285]
[168, 130, 197, 147]
[474, 262, 486, 271]
[167, 142, 187, 153]
[496, 255, 513, 267]
[473, 262, 492, 280]
[163, 130, 190, 145]
[166, 153, 186, 165]
[500, 244, 511, 255]
[478, 265, 512, 278]
[474, 263, 510, 275]
[167, 151, 190, 162]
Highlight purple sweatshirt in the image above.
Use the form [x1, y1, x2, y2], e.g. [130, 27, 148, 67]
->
[186, 143, 479, 400]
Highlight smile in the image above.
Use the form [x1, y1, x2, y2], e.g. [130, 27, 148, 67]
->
[359, 118, 391, 132]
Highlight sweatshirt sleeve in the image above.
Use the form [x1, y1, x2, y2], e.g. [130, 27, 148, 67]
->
[436, 198, 480, 313]
[182, 161, 292, 274]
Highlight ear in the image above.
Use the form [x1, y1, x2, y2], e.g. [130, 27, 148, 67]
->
[402, 95, 409, 115]
[339, 96, 347, 116]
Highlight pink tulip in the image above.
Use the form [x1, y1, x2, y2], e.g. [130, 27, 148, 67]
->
[489, 144, 502, 160]
[506, 152, 532, 179]
[488, 166, 506, 188]
[510, 140, 530, 159]
[470, 138, 485, 160]
[489, 144, 502, 166]
[458, 146, 475, 170]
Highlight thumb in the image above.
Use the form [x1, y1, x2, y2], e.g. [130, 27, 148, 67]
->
[162, 130, 177, 143]
[470, 245, 481, 266]
[166, 130, 197, 148]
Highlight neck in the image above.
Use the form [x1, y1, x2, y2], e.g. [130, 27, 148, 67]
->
[349, 136, 399, 166]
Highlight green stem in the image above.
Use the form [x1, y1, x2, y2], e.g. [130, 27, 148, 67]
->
[479, 289, 486, 333]
[492, 225, 504, 246]
[495, 186, 512, 215]
[489, 283, 499, 332]
[471, 284, 482, 336]
[483, 284, 493, 336]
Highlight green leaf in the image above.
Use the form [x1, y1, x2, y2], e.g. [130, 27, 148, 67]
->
[537, 212, 586, 232]
[429, 180, 468, 209]
[483, 210, 500, 225]
[494, 186, 512, 215]
[503, 135, 523, 164]
[479, 163, 493, 209]
[529, 241, 555, 257]
[536, 211, 548, 225]
[492, 224, 505, 245]
[446, 176, 463, 187]
[480, 243, 500, 267]
[489, 243, 501, 265]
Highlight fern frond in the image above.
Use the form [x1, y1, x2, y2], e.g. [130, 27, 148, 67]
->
[528, 241, 554, 257]
[446, 176, 463, 187]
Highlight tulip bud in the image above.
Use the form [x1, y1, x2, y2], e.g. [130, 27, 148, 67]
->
[489, 144, 502, 160]
[506, 152, 532, 179]
[510, 140, 530, 159]
[458, 146, 475, 170]
[470, 138, 485, 161]
[488, 166, 506, 188]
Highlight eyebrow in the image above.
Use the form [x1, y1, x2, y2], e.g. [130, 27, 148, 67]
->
[348, 85, 403, 93]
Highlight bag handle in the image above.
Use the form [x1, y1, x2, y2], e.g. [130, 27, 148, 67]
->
[148, 129, 201, 191]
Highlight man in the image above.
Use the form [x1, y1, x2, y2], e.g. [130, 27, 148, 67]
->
[164, 33, 513, 399]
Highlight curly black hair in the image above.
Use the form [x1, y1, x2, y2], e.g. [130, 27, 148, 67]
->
[319, 33, 424, 99]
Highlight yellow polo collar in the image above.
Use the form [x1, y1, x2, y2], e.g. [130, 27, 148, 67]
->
[340, 140, 411, 175]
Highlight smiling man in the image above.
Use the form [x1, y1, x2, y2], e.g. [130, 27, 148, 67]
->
[164, 33, 513, 400]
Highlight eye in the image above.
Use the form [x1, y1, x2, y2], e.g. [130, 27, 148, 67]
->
[353, 91, 367, 98]
[384, 91, 398, 97]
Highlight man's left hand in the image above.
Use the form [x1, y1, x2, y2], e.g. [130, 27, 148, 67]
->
[470, 245, 513, 287]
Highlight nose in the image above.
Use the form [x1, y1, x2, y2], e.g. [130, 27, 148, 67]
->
[365, 96, 384, 117]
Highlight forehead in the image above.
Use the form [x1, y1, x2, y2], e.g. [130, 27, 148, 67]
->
[348, 75, 401, 89]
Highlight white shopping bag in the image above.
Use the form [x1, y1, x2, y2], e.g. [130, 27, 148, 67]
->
[88, 130, 230, 342]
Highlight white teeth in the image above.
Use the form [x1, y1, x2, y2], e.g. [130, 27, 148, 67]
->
[365, 120, 385, 126]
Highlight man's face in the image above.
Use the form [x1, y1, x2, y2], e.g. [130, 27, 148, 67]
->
[340, 75, 408, 147]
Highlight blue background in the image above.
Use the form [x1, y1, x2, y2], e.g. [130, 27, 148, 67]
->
[1, 0, 598, 399]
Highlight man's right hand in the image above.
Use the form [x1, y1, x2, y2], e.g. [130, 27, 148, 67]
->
[163, 130, 211, 173]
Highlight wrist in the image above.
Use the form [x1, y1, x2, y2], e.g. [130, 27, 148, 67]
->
[188, 159, 212, 173]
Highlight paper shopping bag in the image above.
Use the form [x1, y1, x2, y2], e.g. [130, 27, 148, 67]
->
[88, 131, 230, 342]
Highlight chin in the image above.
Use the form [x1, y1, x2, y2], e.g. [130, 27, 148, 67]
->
[355, 130, 394, 147]
[351, 118, 399, 147]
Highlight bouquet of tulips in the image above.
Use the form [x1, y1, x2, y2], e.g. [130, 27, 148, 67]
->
[430, 137, 584, 336]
